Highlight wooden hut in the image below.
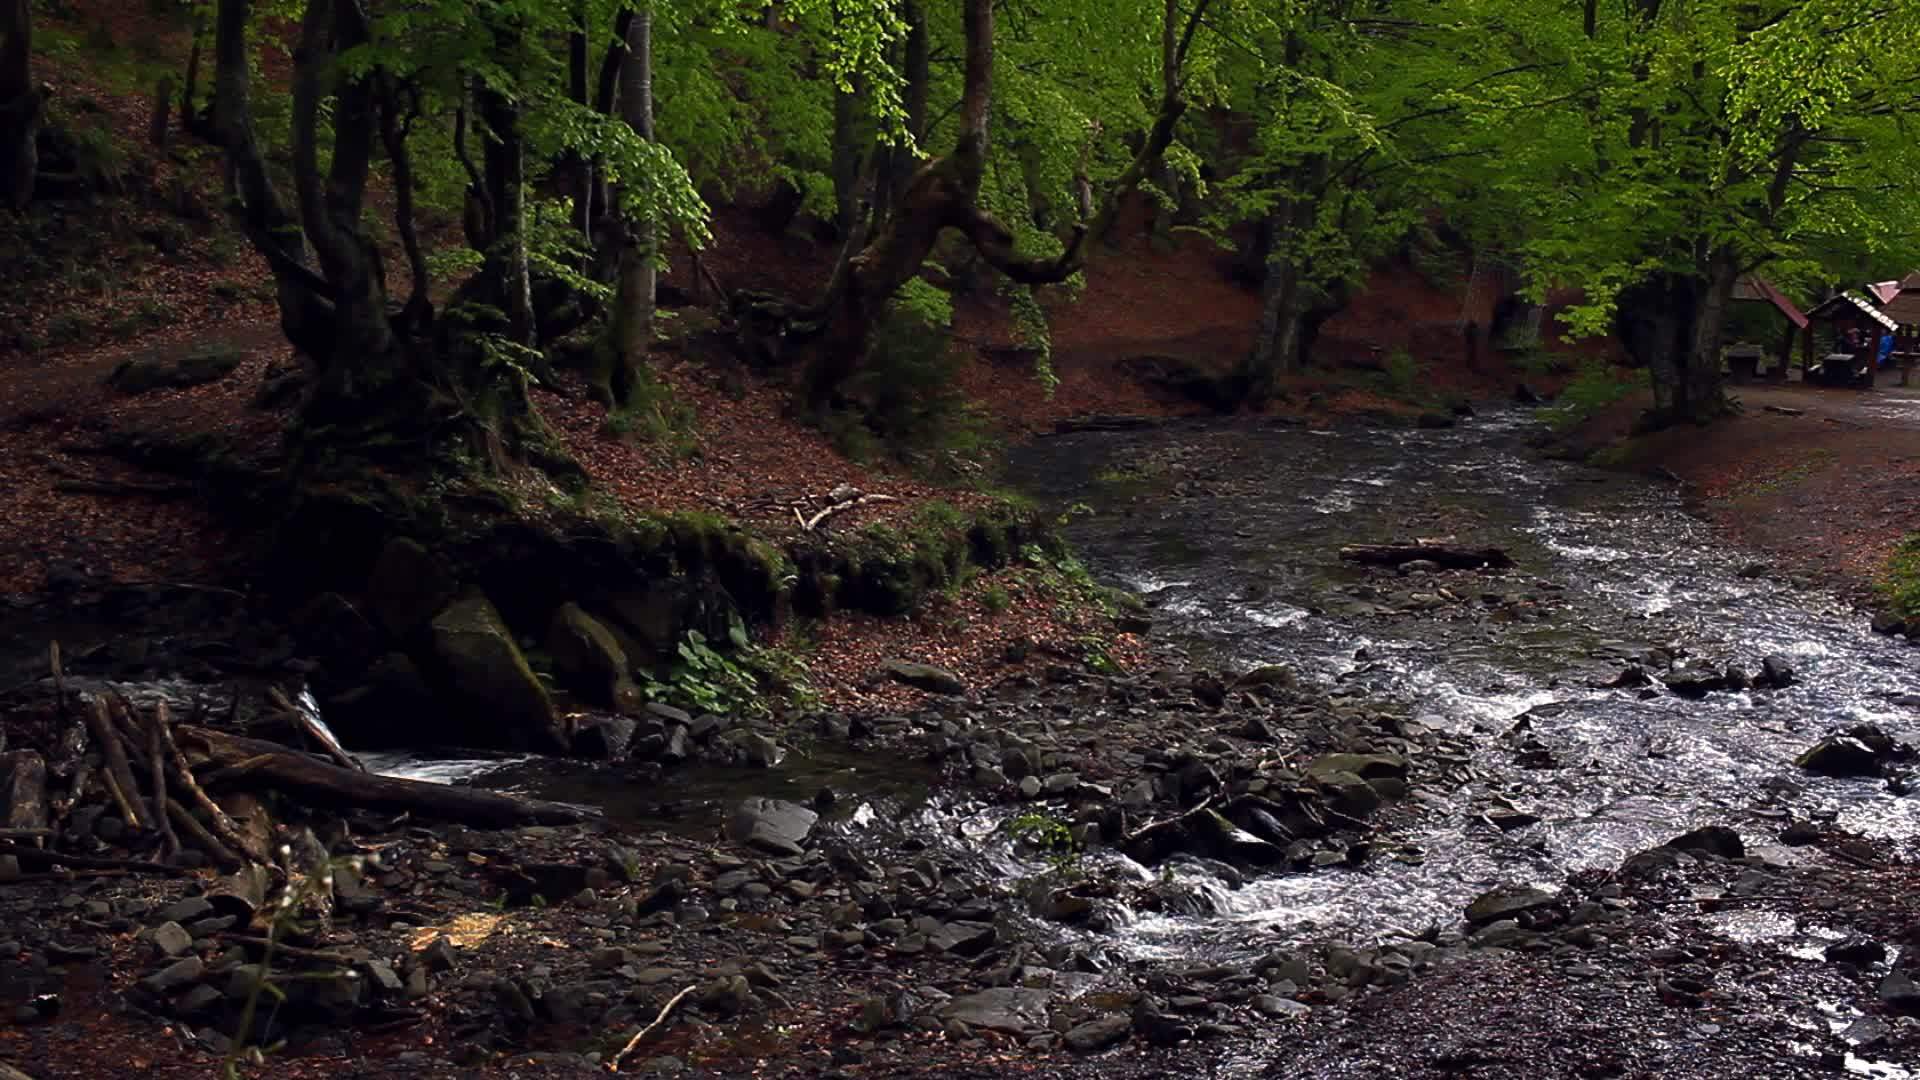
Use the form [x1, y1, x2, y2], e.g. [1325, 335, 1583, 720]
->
[1803, 290, 1899, 387]
[1727, 275, 1808, 380]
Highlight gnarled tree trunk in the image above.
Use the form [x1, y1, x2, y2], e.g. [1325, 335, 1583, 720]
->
[1, 0, 46, 212]
[777, 0, 1210, 410]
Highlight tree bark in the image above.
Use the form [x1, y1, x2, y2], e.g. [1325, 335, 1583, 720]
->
[476, 80, 535, 349]
[1, 0, 45, 212]
[180, 14, 207, 137]
[0, 750, 48, 838]
[1679, 248, 1736, 421]
[609, 3, 656, 406]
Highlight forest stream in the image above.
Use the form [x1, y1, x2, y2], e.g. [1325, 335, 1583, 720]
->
[386, 411, 1914, 1008]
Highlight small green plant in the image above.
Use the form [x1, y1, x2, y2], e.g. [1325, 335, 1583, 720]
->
[1382, 349, 1422, 399]
[982, 584, 1012, 613]
[1003, 810, 1079, 869]
[1549, 361, 1635, 431]
[639, 618, 788, 718]
[1881, 534, 1920, 622]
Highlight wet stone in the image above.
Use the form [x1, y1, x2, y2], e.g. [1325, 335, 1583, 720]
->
[1465, 884, 1557, 925]
[158, 897, 213, 925]
[937, 988, 1051, 1034]
[149, 922, 193, 958]
[139, 956, 205, 996]
[1063, 1014, 1132, 1052]
[1253, 995, 1310, 1019]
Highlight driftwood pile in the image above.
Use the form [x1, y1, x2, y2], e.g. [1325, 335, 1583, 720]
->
[2, 647, 584, 890]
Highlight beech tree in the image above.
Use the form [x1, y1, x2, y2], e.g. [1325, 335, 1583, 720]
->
[743, 0, 1215, 409]
[209, 0, 706, 462]
[1478, 0, 1920, 425]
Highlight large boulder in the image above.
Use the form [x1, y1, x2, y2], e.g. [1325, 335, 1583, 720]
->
[1796, 724, 1913, 778]
[937, 988, 1052, 1035]
[881, 660, 966, 696]
[366, 537, 458, 640]
[547, 603, 633, 706]
[1465, 884, 1557, 925]
[428, 589, 566, 751]
[323, 652, 440, 747]
[725, 797, 818, 856]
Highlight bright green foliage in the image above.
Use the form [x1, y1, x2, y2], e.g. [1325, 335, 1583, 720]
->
[1464, 0, 1920, 351]
[1883, 535, 1920, 623]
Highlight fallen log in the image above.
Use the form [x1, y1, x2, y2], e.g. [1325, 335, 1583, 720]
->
[84, 696, 145, 829]
[178, 726, 590, 827]
[156, 707, 272, 865]
[166, 797, 242, 868]
[268, 686, 363, 773]
[802, 492, 898, 532]
[0, 840, 190, 877]
[1337, 542, 1514, 570]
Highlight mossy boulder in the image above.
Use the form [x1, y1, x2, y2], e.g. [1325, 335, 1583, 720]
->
[428, 589, 567, 752]
[547, 602, 632, 708]
[366, 537, 458, 640]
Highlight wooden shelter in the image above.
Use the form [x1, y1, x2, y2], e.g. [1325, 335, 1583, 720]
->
[1725, 275, 1809, 381]
[1803, 289, 1898, 387]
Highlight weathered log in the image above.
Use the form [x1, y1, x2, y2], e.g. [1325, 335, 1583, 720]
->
[166, 797, 241, 868]
[0, 751, 49, 842]
[1337, 542, 1514, 570]
[179, 725, 589, 827]
[84, 696, 144, 829]
[155, 713, 271, 864]
[218, 790, 275, 876]
[206, 862, 273, 923]
[49, 640, 64, 716]
[147, 720, 179, 857]
[0, 840, 190, 877]
[268, 686, 362, 772]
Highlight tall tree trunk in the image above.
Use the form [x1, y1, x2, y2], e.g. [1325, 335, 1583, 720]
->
[0, 0, 45, 212]
[1245, 242, 1302, 404]
[609, 3, 656, 405]
[180, 14, 206, 137]
[1679, 249, 1736, 421]
[476, 82, 534, 349]
[567, 0, 593, 238]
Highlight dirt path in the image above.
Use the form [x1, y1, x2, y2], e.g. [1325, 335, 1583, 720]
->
[1568, 381, 1920, 604]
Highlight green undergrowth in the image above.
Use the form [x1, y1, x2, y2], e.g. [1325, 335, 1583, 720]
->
[1547, 361, 1636, 432]
[1881, 534, 1920, 622]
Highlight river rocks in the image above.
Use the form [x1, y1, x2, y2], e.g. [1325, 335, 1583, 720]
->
[881, 660, 966, 696]
[1795, 724, 1913, 778]
[938, 988, 1051, 1034]
[148, 921, 193, 959]
[1663, 825, 1744, 861]
[1063, 1013, 1132, 1052]
[1304, 752, 1408, 782]
[1466, 884, 1557, 925]
[1879, 971, 1920, 1014]
[929, 921, 997, 956]
[547, 603, 632, 707]
[572, 716, 637, 760]
[429, 588, 566, 752]
[1824, 938, 1887, 966]
[1232, 664, 1297, 692]
[1758, 654, 1796, 689]
[138, 956, 205, 996]
[726, 798, 817, 856]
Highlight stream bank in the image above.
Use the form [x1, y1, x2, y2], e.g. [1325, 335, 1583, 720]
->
[1, 407, 1917, 1079]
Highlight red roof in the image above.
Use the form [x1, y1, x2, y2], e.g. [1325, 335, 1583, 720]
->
[1867, 280, 1902, 305]
[1735, 275, 1809, 330]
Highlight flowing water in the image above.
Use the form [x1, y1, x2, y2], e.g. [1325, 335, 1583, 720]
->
[992, 410, 1918, 956]
[389, 411, 1917, 968]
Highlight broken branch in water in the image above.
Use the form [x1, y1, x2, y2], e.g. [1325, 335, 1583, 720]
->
[1337, 542, 1514, 570]
[608, 984, 698, 1071]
